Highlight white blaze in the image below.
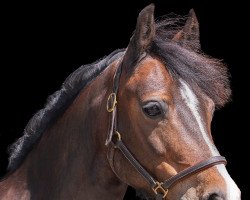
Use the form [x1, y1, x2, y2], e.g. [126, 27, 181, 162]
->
[179, 79, 241, 200]
[216, 164, 241, 200]
[179, 79, 219, 155]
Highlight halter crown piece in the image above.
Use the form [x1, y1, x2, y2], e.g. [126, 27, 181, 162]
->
[105, 63, 227, 199]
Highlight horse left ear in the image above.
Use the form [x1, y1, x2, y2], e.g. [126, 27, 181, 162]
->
[173, 9, 200, 51]
[122, 4, 155, 72]
[133, 4, 155, 52]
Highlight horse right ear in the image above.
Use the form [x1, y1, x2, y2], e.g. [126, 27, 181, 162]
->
[172, 9, 200, 51]
[121, 4, 155, 73]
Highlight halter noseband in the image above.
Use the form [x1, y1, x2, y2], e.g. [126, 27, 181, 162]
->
[106, 63, 227, 199]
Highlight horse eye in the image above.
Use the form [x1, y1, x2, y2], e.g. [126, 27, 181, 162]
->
[142, 102, 162, 118]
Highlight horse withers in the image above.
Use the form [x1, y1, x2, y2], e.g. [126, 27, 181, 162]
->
[0, 4, 241, 200]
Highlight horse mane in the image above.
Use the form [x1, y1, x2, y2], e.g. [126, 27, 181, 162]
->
[150, 15, 231, 107]
[8, 14, 231, 173]
[7, 49, 125, 172]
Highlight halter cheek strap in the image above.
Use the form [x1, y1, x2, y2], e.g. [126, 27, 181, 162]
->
[105, 61, 122, 146]
[105, 64, 227, 199]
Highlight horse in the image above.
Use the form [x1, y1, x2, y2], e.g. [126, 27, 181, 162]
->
[0, 4, 241, 200]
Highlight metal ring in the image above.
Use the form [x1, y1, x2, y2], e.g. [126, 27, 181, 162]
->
[107, 93, 117, 112]
[115, 131, 122, 141]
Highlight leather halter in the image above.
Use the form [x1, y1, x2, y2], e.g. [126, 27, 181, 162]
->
[106, 63, 227, 199]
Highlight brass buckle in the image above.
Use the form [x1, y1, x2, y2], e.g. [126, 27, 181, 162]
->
[115, 131, 121, 141]
[107, 93, 117, 112]
[152, 182, 168, 198]
[114, 131, 122, 148]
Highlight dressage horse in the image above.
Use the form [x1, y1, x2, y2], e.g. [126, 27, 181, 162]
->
[0, 4, 240, 200]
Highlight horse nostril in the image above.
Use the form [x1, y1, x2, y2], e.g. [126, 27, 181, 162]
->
[206, 193, 224, 200]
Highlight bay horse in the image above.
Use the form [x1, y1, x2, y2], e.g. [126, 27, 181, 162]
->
[0, 4, 241, 200]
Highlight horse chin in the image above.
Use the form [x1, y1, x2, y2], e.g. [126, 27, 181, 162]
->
[136, 188, 155, 200]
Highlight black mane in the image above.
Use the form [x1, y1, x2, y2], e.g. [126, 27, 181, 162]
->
[8, 49, 125, 171]
[8, 15, 231, 172]
[150, 15, 231, 107]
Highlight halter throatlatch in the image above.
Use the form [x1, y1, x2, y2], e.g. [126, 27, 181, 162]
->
[105, 64, 227, 199]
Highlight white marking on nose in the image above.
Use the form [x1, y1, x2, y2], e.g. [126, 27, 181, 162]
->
[216, 164, 241, 200]
[179, 79, 241, 199]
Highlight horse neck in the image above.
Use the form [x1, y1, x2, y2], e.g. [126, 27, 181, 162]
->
[1, 59, 127, 200]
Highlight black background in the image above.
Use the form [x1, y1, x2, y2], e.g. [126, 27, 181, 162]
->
[0, 1, 248, 199]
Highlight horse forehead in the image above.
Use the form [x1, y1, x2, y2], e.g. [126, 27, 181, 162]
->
[127, 56, 174, 93]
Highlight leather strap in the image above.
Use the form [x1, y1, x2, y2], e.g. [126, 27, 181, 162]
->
[105, 63, 122, 145]
[113, 62, 123, 95]
[115, 138, 157, 187]
[162, 156, 227, 189]
[113, 132, 226, 198]
[106, 63, 227, 199]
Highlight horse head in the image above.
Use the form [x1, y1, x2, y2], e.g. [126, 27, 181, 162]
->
[107, 4, 240, 200]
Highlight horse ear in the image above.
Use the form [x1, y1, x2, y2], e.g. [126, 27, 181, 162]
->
[122, 4, 155, 72]
[133, 4, 155, 52]
[172, 9, 200, 51]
